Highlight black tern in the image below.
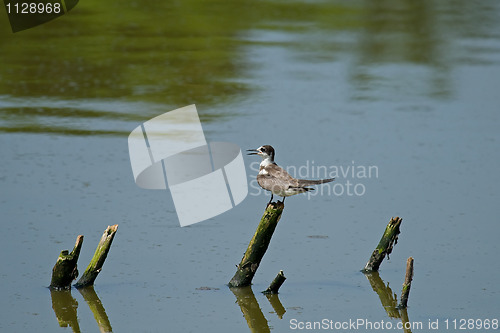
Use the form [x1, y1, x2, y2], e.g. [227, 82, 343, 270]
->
[247, 145, 335, 204]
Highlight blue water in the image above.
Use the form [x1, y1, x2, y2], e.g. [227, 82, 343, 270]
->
[1, 1, 500, 332]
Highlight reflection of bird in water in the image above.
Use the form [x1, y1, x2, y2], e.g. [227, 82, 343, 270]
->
[247, 145, 334, 204]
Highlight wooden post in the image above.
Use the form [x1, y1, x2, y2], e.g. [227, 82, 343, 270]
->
[75, 225, 118, 288]
[398, 257, 414, 309]
[228, 202, 284, 287]
[50, 235, 84, 290]
[363, 217, 402, 272]
[263, 270, 286, 294]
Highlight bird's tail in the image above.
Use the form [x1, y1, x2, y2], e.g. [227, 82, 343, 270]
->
[297, 178, 335, 186]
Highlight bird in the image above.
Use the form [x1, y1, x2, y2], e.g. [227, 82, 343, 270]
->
[247, 145, 335, 204]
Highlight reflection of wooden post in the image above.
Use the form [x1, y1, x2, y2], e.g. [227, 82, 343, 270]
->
[50, 289, 80, 332]
[263, 270, 286, 294]
[363, 217, 402, 272]
[50, 235, 84, 290]
[75, 225, 118, 288]
[363, 271, 400, 319]
[398, 257, 414, 309]
[400, 308, 413, 333]
[78, 286, 112, 333]
[265, 293, 286, 319]
[229, 202, 284, 287]
[230, 286, 270, 333]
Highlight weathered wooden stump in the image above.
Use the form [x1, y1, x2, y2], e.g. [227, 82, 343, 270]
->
[398, 257, 414, 309]
[363, 217, 402, 272]
[228, 202, 284, 287]
[50, 235, 84, 290]
[263, 270, 286, 294]
[75, 224, 118, 288]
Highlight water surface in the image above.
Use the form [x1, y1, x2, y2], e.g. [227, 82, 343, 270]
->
[1, 1, 499, 332]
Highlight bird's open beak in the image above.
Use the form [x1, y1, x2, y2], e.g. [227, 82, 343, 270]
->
[246, 149, 259, 155]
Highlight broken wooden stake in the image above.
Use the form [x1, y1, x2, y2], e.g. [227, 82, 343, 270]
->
[398, 257, 414, 309]
[50, 235, 84, 290]
[363, 217, 402, 272]
[228, 201, 284, 287]
[263, 270, 286, 294]
[75, 224, 118, 288]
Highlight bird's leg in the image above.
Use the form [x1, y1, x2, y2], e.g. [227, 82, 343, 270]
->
[281, 196, 286, 204]
[267, 193, 274, 205]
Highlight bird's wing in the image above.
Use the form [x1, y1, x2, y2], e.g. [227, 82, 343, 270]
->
[297, 178, 335, 186]
[257, 164, 299, 191]
[266, 164, 297, 183]
[265, 164, 335, 187]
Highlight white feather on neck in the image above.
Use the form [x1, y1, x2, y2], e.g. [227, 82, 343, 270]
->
[259, 156, 274, 171]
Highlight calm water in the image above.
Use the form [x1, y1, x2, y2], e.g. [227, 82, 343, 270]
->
[1, 1, 500, 332]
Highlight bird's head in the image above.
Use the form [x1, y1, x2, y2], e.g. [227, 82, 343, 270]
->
[247, 145, 275, 161]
